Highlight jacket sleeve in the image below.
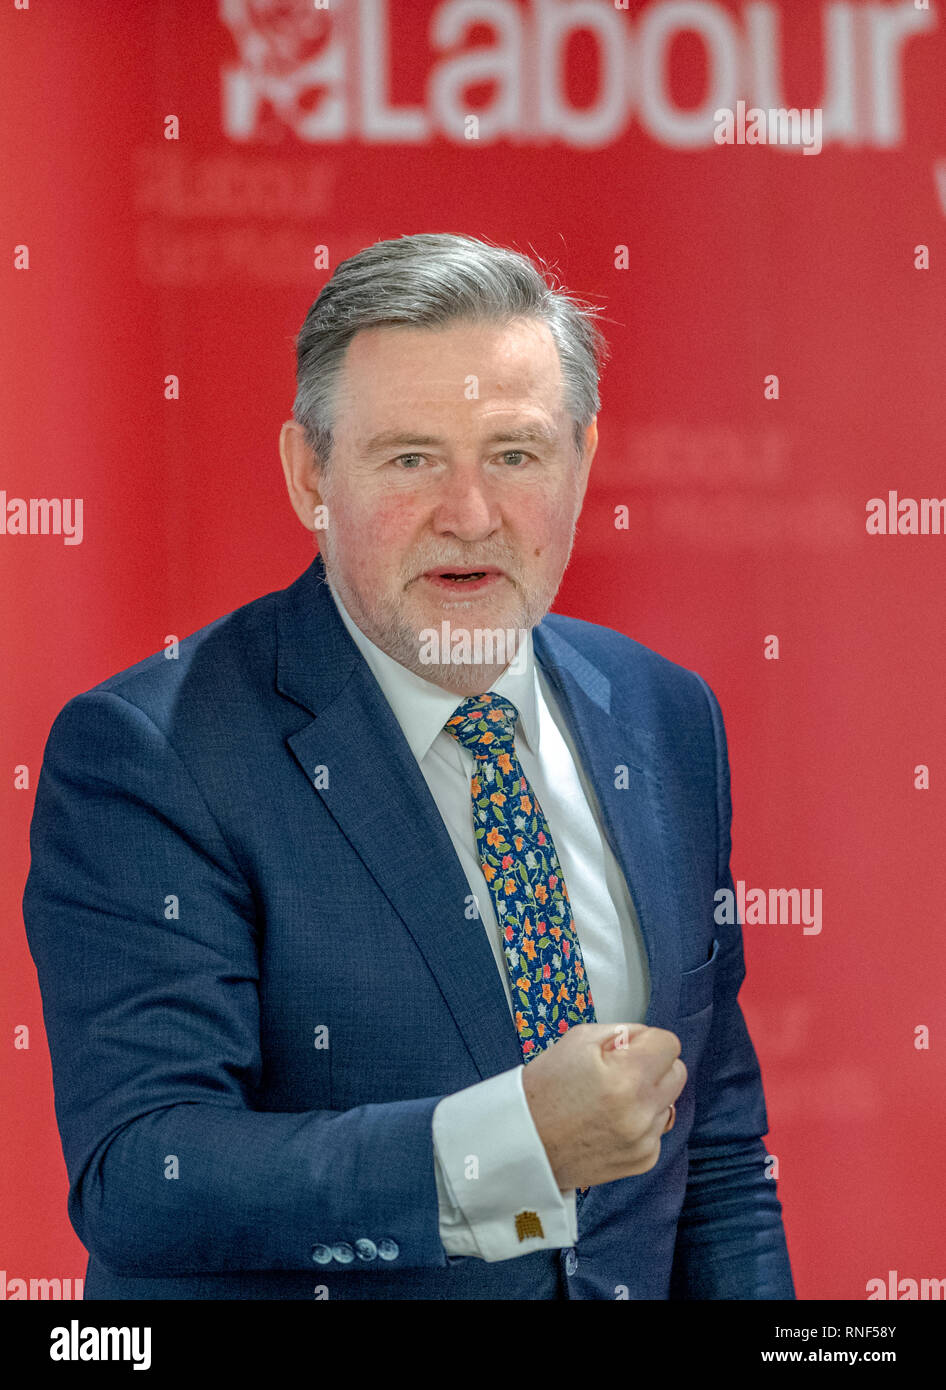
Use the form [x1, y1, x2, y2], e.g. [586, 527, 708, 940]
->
[669, 674, 796, 1300]
[22, 687, 452, 1278]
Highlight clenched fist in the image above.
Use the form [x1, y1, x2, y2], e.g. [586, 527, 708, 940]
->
[521, 1023, 687, 1191]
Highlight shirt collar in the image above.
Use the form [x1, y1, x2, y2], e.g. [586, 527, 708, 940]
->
[325, 573, 541, 763]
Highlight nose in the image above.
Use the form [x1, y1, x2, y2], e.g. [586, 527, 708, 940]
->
[431, 463, 500, 541]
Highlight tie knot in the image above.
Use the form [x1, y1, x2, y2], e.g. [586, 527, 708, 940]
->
[444, 692, 519, 758]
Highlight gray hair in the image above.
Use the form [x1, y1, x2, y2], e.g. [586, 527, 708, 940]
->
[290, 232, 608, 472]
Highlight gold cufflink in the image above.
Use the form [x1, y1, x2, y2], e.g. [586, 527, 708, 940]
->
[515, 1210, 544, 1241]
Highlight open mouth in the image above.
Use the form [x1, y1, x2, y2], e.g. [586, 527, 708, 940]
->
[422, 569, 504, 591]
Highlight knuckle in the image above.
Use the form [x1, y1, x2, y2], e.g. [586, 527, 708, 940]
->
[634, 1141, 660, 1174]
[620, 1102, 651, 1146]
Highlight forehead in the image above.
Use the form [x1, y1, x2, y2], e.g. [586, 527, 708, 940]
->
[331, 318, 566, 435]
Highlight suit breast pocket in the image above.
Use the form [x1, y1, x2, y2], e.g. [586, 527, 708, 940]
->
[677, 937, 720, 1018]
[673, 938, 720, 1133]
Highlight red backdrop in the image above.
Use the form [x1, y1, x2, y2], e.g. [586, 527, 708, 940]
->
[3, 0, 945, 1301]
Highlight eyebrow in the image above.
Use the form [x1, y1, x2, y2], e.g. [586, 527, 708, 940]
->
[361, 423, 560, 454]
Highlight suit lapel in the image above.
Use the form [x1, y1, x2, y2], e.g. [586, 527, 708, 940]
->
[275, 556, 678, 1084]
[532, 623, 681, 1027]
[277, 557, 523, 1081]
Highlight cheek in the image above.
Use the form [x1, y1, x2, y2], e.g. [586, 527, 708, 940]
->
[372, 495, 422, 537]
[334, 492, 420, 566]
[520, 496, 574, 549]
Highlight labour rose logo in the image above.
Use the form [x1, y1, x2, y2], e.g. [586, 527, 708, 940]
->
[220, 0, 336, 70]
[219, 0, 348, 138]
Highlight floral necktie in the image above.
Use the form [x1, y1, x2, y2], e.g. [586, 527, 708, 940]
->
[444, 692, 597, 1064]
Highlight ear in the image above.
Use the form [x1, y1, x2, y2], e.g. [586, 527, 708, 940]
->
[279, 420, 325, 532]
[576, 417, 598, 505]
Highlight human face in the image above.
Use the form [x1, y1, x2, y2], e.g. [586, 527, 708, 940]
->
[280, 316, 597, 695]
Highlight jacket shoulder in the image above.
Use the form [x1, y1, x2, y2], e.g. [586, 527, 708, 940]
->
[51, 580, 285, 733]
[538, 609, 715, 728]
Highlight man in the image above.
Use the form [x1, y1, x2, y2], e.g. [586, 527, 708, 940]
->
[23, 232, 794, 1300]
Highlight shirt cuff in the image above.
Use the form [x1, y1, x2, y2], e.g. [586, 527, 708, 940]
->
[432, 1063, 578, 1262]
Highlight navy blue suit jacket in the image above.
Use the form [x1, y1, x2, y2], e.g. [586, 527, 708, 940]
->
[23, 553, 794, 1299]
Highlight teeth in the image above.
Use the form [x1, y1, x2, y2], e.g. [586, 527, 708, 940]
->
[443, 572, 485, 581]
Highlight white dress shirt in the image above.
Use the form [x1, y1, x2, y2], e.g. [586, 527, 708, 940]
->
[326, 577, 650, 1262]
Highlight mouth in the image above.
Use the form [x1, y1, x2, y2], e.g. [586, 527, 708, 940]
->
[420, 567, 506, 593]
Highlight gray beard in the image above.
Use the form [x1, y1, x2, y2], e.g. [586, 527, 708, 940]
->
[320, 548, 564, 693]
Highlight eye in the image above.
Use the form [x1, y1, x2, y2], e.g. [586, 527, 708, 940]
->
[500, 450, 528, 466]
[393, 454, 424, 469]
